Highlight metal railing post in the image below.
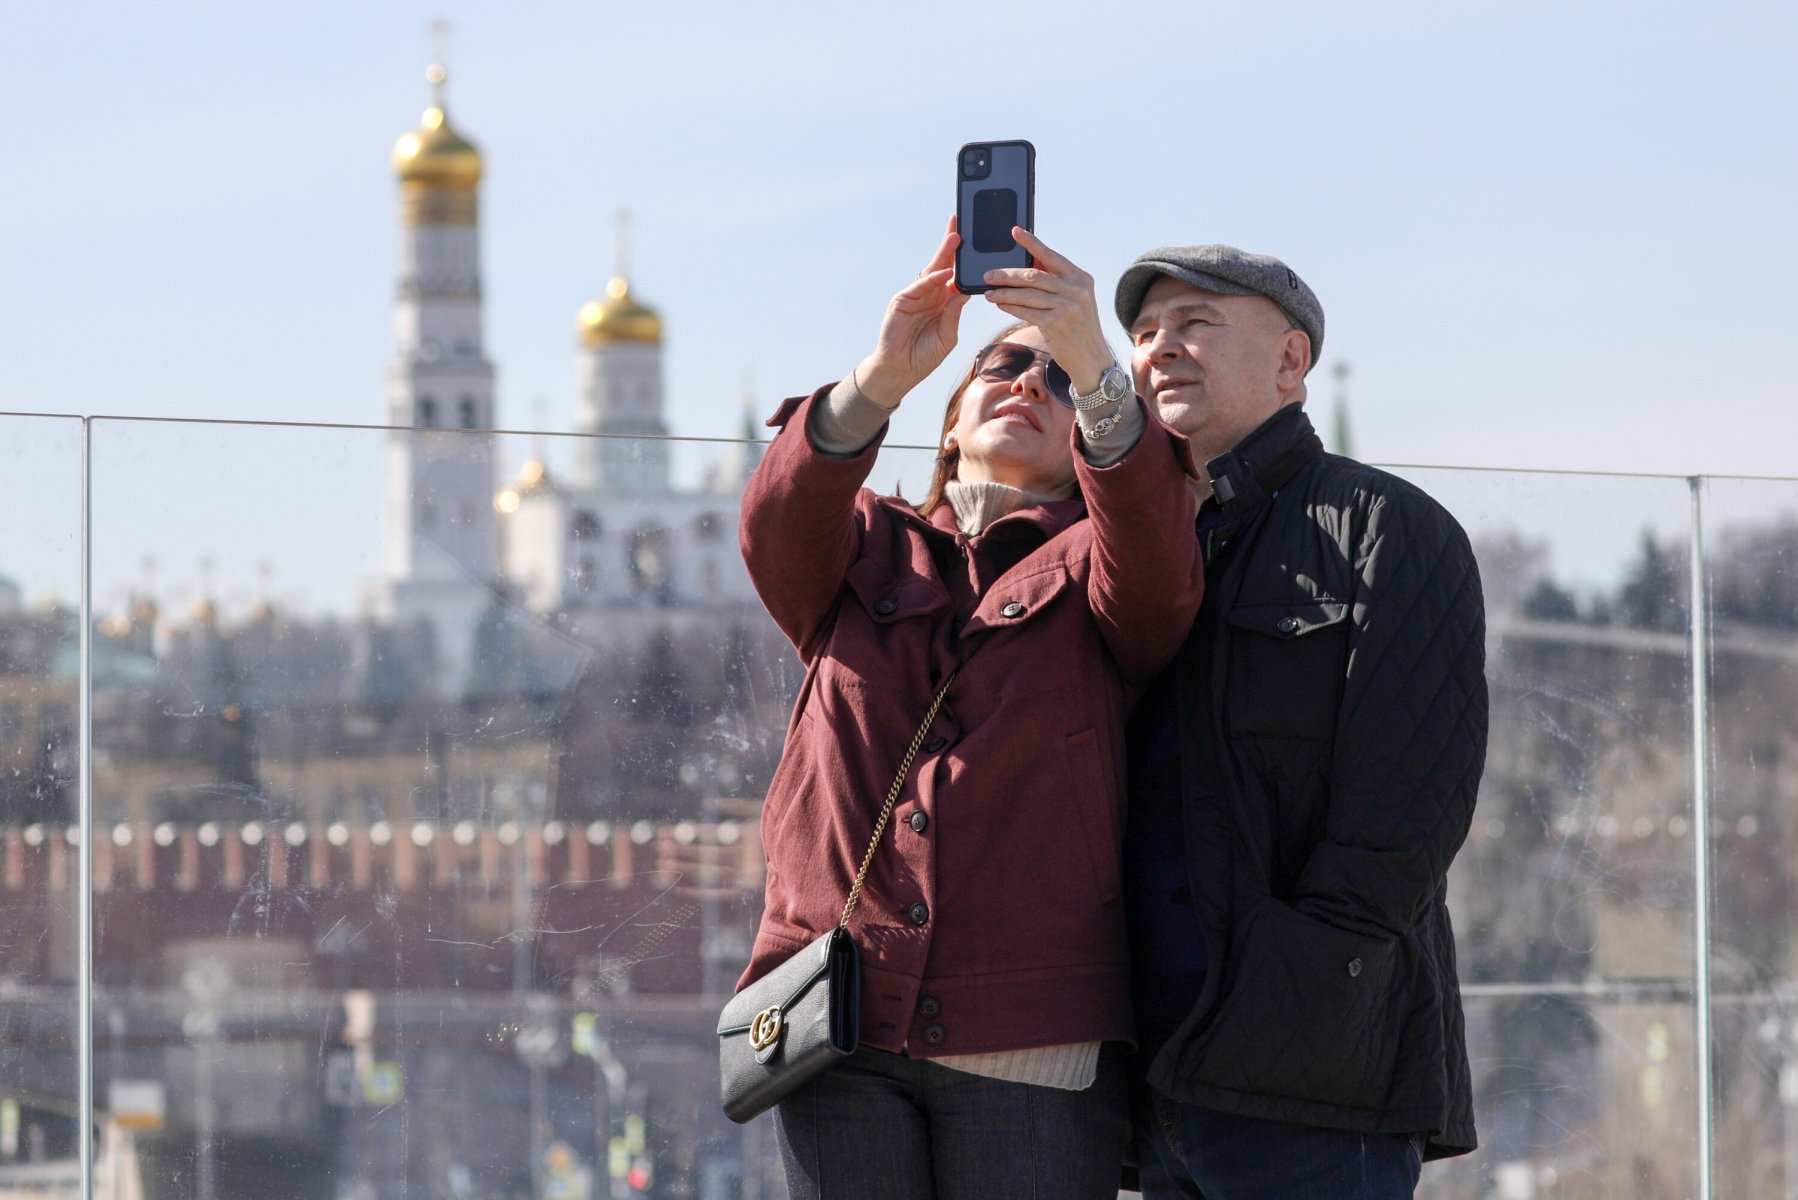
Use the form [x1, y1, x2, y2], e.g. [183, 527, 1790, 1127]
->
[78, 418, 94, 1199]
[1688, 475, 1714, 1200]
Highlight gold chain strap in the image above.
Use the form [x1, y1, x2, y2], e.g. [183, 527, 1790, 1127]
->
[837, 671, 958, 931]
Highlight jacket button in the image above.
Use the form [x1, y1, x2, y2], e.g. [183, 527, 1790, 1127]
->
[1000, 601, 1025, 618]
[1277, 616, 1300, 633]
[923, 736, 947, 753]
[908, 902, 930, 926]
[1347, 957, 1364, 978]
[919, 996, 941, 1017]
[875, 599, 897, 616]
[908, 810, 929, 833]
[924, 1024, 947, 1045]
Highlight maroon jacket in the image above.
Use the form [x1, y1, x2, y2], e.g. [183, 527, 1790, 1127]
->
[737, 385, 1202, 1057]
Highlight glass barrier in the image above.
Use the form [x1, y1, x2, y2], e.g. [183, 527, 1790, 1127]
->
[1398, 469, 1701, 1200]
[0, 415, 85, 1196]
[83, 417, 942, 1200]
[11, 414, 1787, 1199]
[1702, 477, 1798, 1200]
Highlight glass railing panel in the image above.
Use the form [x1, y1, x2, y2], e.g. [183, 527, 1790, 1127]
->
[87, 416, 939, 1199]
[1700, 476, 1798, 1200]
[0, 415, 85, 1194]
[84, 420, 1779, 1198]
[1388, 468, 1700, 1199]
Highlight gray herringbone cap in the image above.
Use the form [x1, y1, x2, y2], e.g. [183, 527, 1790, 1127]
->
[1115, 245, 1324, 372]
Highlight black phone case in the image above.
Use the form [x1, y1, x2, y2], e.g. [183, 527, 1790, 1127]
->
[955, 140, 1035, 294]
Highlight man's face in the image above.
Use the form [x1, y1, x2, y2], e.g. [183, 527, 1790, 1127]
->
[1128, 276, 1308, 462]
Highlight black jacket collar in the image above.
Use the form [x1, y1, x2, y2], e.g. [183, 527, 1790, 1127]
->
[1203, 405, 1326, 522]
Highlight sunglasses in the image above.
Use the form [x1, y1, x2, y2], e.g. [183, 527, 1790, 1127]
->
[972, 342, 1075, 408]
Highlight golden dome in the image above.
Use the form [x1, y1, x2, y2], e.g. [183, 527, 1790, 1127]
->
[392, 104, 483, 188]
[578, 276, 663, 347]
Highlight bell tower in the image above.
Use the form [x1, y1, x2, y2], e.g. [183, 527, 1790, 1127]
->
[573, 212, 670, 494]
[380, 28, 499, 690]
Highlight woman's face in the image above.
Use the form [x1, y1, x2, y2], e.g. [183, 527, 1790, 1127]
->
[949, 326, 1078, 497]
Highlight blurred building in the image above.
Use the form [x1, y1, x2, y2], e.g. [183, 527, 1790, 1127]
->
[379, 62, 760, 698]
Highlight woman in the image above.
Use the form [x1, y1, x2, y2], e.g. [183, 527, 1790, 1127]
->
[737, 220, 1202, 1199]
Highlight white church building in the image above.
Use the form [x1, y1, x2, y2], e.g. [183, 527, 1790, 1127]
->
[378, 60, 760, 691]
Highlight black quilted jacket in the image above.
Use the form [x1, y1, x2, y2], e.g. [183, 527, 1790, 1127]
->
[1145, 404, 1487, 1159]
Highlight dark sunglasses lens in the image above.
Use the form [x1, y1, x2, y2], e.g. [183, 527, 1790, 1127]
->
[976, 344, 1074, 406]
[976, 344, 1033, 380]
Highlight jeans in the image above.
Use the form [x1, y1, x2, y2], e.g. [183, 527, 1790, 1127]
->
[774, 1045, 1130, 1200]
[1135, 1089, 1424, 1200]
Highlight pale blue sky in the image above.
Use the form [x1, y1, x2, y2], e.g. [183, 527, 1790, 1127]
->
[2, 1, 1795, 613]
[7, 1, 1795, 468]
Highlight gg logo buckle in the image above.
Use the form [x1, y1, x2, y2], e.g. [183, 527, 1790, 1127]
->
[749, 1006, 783, 1053]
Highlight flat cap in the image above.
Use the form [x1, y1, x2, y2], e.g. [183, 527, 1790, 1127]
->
[1115, 245, 1324, 372]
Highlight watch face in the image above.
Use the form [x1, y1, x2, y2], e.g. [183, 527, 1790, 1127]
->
[1100, 365, 1131, 402]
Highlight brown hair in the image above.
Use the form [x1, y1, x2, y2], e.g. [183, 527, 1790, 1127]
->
[918, 321, 1029, 516]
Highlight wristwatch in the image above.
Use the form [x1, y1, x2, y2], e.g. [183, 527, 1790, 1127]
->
[1069, 363, 1132, 410]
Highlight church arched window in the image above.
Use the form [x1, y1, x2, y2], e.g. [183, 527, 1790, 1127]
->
[628, 526, 670, 596]
[459, 396, 477, 428]
[571, 511, 602, 541]
[418, 397, 438, 428]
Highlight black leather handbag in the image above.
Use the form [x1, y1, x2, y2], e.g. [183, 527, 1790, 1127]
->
[718, 673, 956, 1124]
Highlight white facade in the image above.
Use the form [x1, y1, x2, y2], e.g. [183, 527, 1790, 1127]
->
[379, 90, 501, 693]
[503, 485, 750, 614]
[574, 339, 670, 495]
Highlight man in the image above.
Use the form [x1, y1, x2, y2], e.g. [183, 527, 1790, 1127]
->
[1108, 247, 1488, 1197]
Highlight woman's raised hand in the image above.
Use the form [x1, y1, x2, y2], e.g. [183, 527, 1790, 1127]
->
[852, 218, 971, 409]
[981, 228, 1116, 396]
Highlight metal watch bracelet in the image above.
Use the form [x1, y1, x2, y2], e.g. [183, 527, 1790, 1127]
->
[1070, 362, 1130, 410]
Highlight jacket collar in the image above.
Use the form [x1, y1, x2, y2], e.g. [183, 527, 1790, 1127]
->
[880, 492, 1087, 542]
[1203, 404, 1325, 522]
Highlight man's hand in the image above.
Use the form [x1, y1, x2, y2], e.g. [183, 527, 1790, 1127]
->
[852, 217, 972, 409]
[982, 227, 1117, 394]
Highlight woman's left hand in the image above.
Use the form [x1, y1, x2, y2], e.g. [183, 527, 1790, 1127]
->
[982, 228, 1117, 395]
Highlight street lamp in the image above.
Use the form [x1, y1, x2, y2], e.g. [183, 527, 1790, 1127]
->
[515, 994, 569, 1199]
[181, 962, 231, 1200]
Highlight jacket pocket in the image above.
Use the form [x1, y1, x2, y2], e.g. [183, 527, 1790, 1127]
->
[961, 564, 1075, 638]
[1184, 898, 1397, 1109]
[1060, 728, 1122, 904]
[844, 557, 949, 625]
[1224, 601, 1349, 741]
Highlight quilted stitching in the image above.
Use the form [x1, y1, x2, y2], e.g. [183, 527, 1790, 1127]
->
[1162, 433, 1486, 1154]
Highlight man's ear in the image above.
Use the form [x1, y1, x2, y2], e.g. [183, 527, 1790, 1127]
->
[1276, 330, 1312, 395]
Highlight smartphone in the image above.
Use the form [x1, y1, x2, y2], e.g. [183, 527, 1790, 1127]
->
[954, 140, 1035, 294]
